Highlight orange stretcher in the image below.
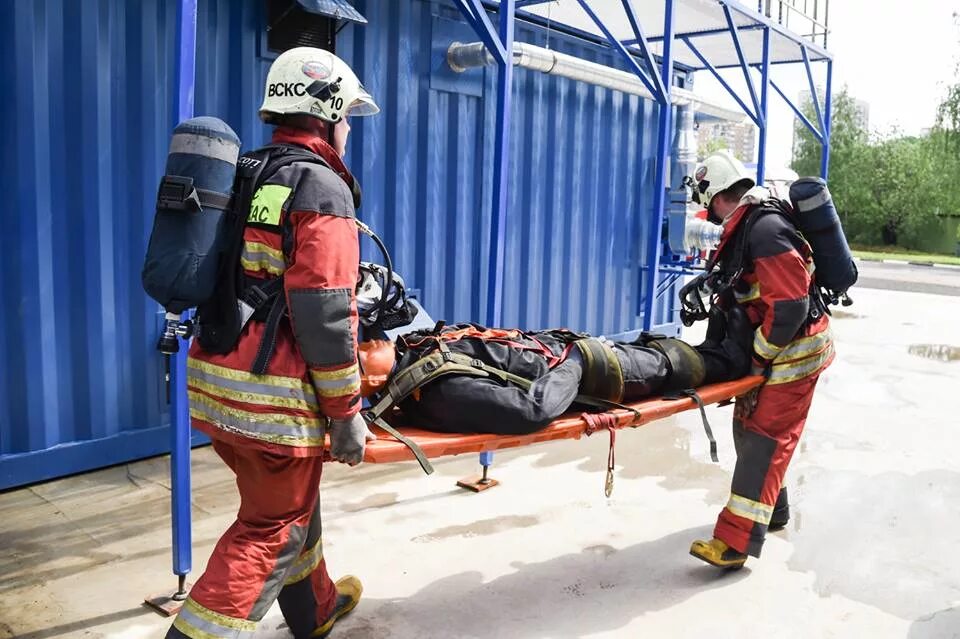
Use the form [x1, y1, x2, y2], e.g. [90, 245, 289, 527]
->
[362, 376, 764, 464]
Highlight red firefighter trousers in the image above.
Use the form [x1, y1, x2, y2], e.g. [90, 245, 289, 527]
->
[168, 440, 337, 639]
[714, 374, 820, 557]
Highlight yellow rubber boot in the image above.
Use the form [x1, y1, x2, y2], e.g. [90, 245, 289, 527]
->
[311, 576, 363, 638]
[690, 538, 747, 569]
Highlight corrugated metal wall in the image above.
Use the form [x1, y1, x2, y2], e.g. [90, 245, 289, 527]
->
[0, 0, 684, 489]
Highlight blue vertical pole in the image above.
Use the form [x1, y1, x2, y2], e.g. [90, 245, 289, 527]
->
[171, 0, 197, 596]
[820, 59, 833, 179]
[641, 0, 675, 330]
[485, 0, 515, 327]
[756, 26, 770, 185]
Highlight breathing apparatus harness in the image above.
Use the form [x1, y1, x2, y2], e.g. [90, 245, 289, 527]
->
[678, 199, 830, 329]
[159, 142, 396, 376]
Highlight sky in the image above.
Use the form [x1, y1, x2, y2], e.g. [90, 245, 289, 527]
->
[695, 0, 960, 168]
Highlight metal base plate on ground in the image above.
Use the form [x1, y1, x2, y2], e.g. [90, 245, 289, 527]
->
[456, 476, 500, 492]
[144, 586, 191, 617]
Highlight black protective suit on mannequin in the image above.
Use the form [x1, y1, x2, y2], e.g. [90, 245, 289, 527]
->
[393, 306, 753, 435]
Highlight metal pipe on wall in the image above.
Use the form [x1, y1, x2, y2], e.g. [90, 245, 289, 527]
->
[447, 41, 746, 123]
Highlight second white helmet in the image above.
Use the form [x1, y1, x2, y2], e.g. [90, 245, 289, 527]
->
[691, 150, 755, 209]
[260, 47, 380, 124]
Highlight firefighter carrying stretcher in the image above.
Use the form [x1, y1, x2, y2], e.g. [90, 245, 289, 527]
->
[684, 151, 836, 569]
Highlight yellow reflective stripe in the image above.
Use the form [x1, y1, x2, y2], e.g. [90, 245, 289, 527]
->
[734, 282, 761, 302]
[310, 363, 360, 381]
[726, 494, 774, 525]
[754, 327, 785, 360]
[241, 256, 284, 276]
[768, 342, 834, 385]
[190, 398, 326, 447]
[284, 539, 324, 585]
[774, 329, 833, 364]
[188, 362, 317, 406]
[188, 358, 306, 391]
[311, 369, 361, 398]
[189, 391, 322, 430]
[173, 597, 257, 639]
[241, 241, 286, 275]
[245, 241, 284, 262]
[189, 377, 319, 412]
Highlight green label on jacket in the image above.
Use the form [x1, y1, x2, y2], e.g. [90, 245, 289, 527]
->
[248, 184, 292, 226]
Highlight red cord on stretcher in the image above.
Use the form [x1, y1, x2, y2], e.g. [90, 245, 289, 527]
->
[582, 412, 619, 497]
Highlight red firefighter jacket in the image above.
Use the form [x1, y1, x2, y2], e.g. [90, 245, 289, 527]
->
[716, 187, 834, 385]
[186, 126, 361, 456]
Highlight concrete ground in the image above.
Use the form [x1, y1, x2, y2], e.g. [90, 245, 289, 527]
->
[2, 268, 959, 638]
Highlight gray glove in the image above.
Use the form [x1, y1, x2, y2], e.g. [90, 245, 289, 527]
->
[329, 413, 377, 466]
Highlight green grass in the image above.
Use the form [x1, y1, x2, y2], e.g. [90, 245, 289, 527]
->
[850, 244, 960, 266]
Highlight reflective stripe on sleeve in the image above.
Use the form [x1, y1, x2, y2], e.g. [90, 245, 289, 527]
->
[754, 327, 785, 360]
[310, 364, 362, 398]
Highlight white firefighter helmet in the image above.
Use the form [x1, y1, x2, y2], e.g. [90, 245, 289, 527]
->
[691, 150, 755, 209]
[259, 47, 379, 124]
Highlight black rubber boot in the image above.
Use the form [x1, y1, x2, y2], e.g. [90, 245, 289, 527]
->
[768, 487, 790, 531]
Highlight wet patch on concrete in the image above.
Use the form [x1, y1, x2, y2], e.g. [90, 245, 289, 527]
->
[786, 467, 960, 621]
[338, 492, 399, 513]
[908, 606, 960, 639]
[908, 344, 960, 362]
[411, 515, 540, 542]
[528, 418, 733, 504]
[584, 544, 618, 558]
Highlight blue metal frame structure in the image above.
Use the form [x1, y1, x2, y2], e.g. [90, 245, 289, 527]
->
[169, 0, 197, 601]
[164, 0, 835, 587]
[483, 0, 833, 330]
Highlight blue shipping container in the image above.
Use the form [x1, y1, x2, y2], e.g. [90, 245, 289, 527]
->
[0, 0, 686, 489]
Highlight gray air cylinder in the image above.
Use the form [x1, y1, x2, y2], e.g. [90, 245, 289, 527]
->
[788, 177, 858, 294]
[142, 117, 241, 314]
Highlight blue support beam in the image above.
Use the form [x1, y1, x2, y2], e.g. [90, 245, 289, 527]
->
[454, 0, 508, 65]
[486, 0, 515, 326]
[802, 45, 826, 139]
[722, 3, 763, 125]
[575, 0, 664, 103]
[619, 0, 668, 101]
[764, 74, 823, 143]
[821, 58, 833, 178]
[756, 26, 770, 184]
[682, 37, 759, 125]
[625, 22, 767, 44]
[171, 0, 196, 592]
[705, 56, 830, 70]
[642, 0, 675, 330]
[515, 0, 553, 6]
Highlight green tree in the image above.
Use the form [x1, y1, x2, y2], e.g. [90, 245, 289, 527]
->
[792, 87, 876, 241]
[935, 12, 960, 152]
[792, 86, 960, 247]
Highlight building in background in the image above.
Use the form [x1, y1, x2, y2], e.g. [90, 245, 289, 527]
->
[696, 119, 757, 162]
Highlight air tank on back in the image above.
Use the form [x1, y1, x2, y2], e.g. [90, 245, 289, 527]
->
[142, 116, 241, 315]
[142, 116, 241, 353]
[788, 177, 858, 302]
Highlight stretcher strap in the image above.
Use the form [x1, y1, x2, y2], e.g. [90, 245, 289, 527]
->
[368, 415, 435, 475]
[582, 412, 619, 497]
[667, 389, 718, 463]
